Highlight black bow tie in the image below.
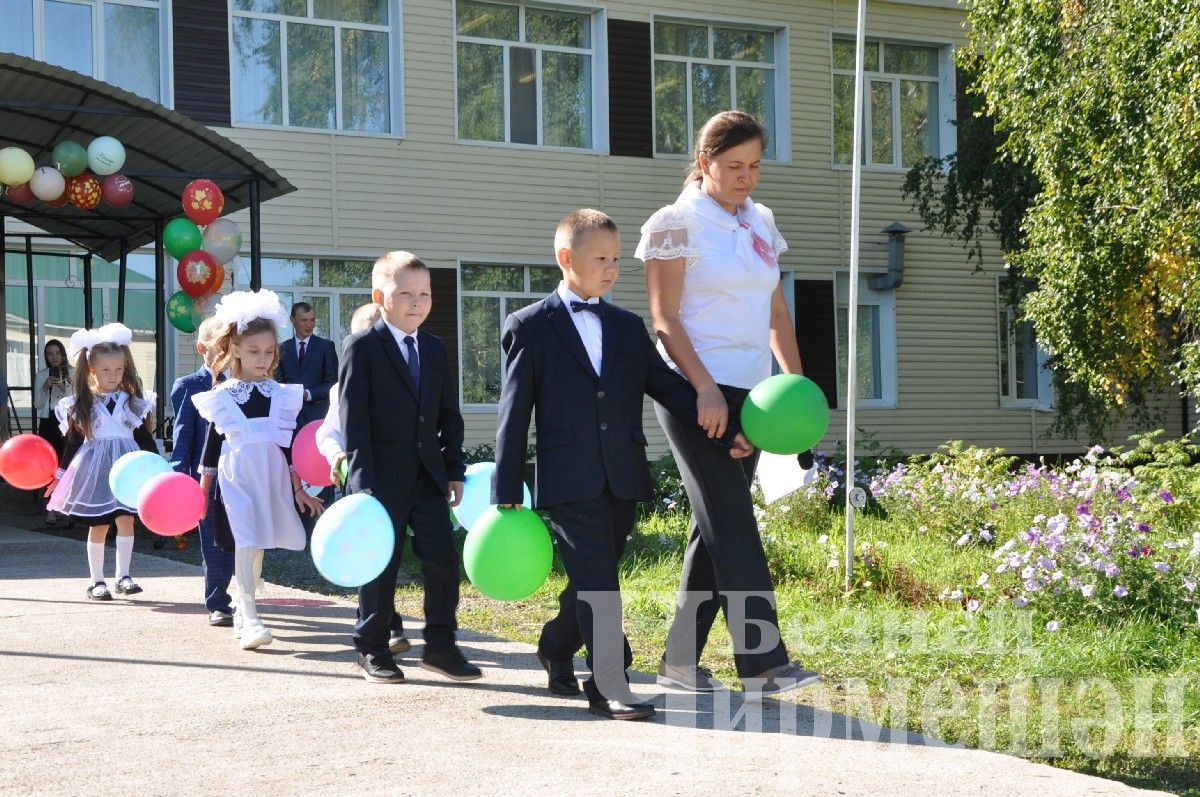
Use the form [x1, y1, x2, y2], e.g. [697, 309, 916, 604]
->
[571, 300, 605, 315]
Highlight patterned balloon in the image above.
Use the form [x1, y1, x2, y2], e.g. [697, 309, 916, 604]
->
[66, 172, 102, 210]
[166, 290, 203, 333]
[176, 250, 222, 298]
[100, 173, 135, 207]
[181, 178, 224, 225]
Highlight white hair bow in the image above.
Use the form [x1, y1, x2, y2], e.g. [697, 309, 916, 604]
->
[213, 289, 287, 333]
[67, 322, 134, 360]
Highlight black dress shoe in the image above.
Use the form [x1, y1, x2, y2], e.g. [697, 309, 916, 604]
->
[357, 652, 405, 684]
[537, 652, 581, 696]
[587, 697, 656, 721]
[420, 647, 483, 682]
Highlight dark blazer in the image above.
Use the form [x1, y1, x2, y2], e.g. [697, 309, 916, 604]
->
[492, 291, 716, 509]
[169, 366, 214, 477]
[340, 319, 466, 499]
[275, 334, 337, 426]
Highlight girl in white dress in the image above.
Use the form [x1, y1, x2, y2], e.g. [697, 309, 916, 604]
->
[193, 290, 324, 650]
[44, 323, 158, 601]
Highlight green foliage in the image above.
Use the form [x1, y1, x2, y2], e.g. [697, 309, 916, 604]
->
[905, 1, 1200, 439]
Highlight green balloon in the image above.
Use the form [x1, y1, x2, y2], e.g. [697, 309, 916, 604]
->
[164, 217, 202, 260]
[51, 141, 88, 178]
[166, 290, 202, 333]
[740, 374, 830, 454]
[463, 506, 553, 601]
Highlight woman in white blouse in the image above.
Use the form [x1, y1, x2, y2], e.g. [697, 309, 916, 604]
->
[636, 110, 820, 697]
[33, 339, 72, 525]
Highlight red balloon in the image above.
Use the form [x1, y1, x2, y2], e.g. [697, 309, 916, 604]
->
[0, 433, 58, 490]
[176, 249, 222, 298]
[45, 190, 70, 208]
[182, 178, 224, 225]
[138, 472, 205, 536]
[4, 182, 34, 205]
[101, 173, 135, 207]
[67, 172, 102, 210]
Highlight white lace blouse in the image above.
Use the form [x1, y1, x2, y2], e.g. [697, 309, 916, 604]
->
[635, 182, 788, 389]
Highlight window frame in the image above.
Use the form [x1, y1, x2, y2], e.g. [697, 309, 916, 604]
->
[649, 12, 790, 163]
[829, 30, 956, 173]
[456, 257, 560, 411]
[246, 254, 376, 354]
[832, 270, 897, 409]
[451, 0, 608, 153]
[227, 0, 405, 138]
[13, 0, 173, 105]
[996, 278, 1053, 410]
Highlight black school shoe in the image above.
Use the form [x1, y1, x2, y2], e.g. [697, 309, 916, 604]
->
[357, 652, 405, 684]
[587, 697, 656, 721]
[114, 576, 142, 595]
[420, 647, 483, 682]
[537, 652, 582, 696]
[86, 582, 112, 601]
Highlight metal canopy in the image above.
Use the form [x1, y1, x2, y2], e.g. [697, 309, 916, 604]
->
[0, 52, 294, 261]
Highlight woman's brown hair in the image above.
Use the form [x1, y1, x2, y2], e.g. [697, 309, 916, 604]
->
[209, 317, 281, 385]
[69, 342, 148, 440]
[684, 110, 767, 185]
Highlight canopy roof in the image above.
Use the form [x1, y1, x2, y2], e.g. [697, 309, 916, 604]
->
[0, 53, 294, 261]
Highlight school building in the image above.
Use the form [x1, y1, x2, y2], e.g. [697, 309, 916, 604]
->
[1, 0, 1182, 457]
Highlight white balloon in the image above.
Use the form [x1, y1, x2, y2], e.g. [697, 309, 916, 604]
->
[29, 166, 66, 201]
[87, 136, 126, 176]
[201, 217, 243, 265]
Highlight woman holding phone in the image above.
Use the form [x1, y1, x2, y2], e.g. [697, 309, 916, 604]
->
[33, 339, 72, 525]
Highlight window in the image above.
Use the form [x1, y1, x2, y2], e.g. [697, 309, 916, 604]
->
[832, 37, 948, 168]
[834, 272, 896, 407]
[652, 18, 784, 160]
[459, 262, 559, 405]
[998, 283, 1053, 407]
[4, 251, 157, 421]
[248, 256, 374, 352]
[231, 0, 399, 133]
[455, 1, 600, 149]
[0, 0, 168, 102]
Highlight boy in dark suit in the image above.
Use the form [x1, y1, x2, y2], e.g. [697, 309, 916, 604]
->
[169, 315, 235, 625]
[340, 252, 481, 685]
[492, 210, 751, 720]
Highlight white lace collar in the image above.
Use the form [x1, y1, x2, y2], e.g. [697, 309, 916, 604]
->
[218, 378, 283, 404]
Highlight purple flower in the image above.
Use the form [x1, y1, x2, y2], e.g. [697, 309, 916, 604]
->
[1081, 584, 1094, 598]
[1159, 490, 1175, 504]
[1046, 620, 1060, 632]
[1153, 562, 1170, 573]
[1114, 585, 1129, 598]
[1135, 522, 1151, 533]
[1104, 563, 1121, 578]
[1184, 579, 1196, 593]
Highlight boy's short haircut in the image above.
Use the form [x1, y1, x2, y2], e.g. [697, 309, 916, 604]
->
[372, 250, 429, 291]
[554, 208, 618, 252]
[197, 314, 226, 345]
[350, 302, 382, 334]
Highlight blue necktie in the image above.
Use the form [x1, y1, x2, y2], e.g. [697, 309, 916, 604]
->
[403, 335, 420, 389]
[571, 300, 604, 316]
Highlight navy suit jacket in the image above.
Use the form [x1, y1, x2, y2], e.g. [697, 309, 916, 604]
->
[169, 366, 214, 477]
[491, 291, 720, 509]
[275, 334, 337, 427]
[339, 319, 466, 500]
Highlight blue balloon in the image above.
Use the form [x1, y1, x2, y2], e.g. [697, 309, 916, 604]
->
[108, 451, 172, 508]
[453, 461, 531, 531]
[311, 493, 395, 588]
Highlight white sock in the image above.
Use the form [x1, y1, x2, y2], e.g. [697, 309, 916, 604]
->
[115, 535, 134, 580]
[86, 541, 105, 583]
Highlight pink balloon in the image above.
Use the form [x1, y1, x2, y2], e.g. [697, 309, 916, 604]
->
[138, 472, 205, 536]
[292, 420, 333, 487]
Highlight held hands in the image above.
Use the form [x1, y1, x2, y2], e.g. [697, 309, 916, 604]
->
[448, 481, 465, 508]
[695, 384, 729, 439]
[729, 433, 755, 459]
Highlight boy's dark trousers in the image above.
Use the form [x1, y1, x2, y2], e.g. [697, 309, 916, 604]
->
[538, 486, 635, 702]
[353, 470, 459, 656]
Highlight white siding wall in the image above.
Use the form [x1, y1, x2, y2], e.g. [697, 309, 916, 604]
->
[166, 0, 1181, 457]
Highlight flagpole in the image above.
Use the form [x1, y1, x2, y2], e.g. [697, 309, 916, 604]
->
[844, 0, 869, 592]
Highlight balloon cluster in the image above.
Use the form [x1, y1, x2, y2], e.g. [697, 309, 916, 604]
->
[165, 179, 243, 334]
[0, 138, 134, 209]
[108, 451, 205, 536]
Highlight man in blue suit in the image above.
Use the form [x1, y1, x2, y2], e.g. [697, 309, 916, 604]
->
[492, 210, 751, 720]
[275, 301, 338, 428]
[169, 316, 235, 626]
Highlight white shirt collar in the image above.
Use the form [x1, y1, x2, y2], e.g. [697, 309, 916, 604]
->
[383, 319, 419, 341]
[557, 282, 600, 307]
[678, 181, 751, 231]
